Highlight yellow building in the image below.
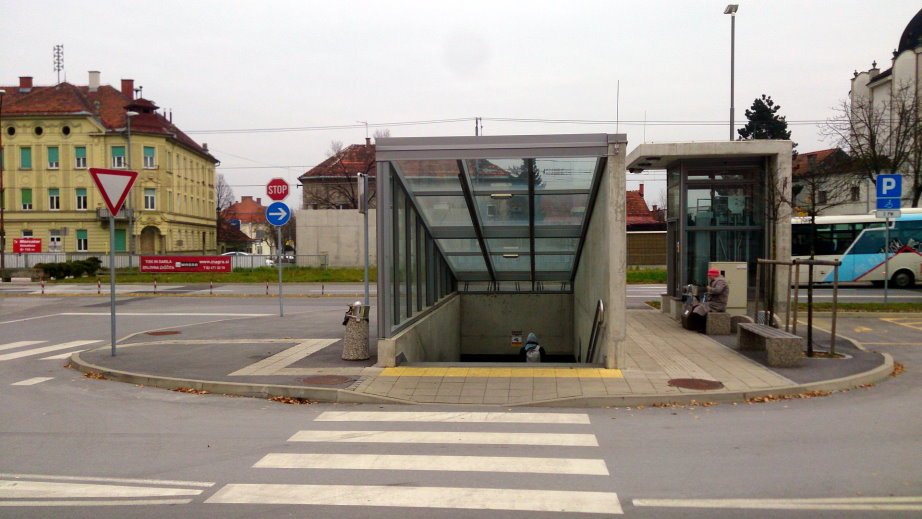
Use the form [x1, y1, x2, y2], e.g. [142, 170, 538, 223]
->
[0, 72, 218, 257]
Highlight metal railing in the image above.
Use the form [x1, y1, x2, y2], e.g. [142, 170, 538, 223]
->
[584, 299, 605, 363]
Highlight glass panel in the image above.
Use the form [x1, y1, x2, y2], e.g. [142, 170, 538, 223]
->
[436, 238, 481, 254]
[395, 160, 462, 193]
[686, 187, 760, 227]
[534, 237, 579, 252]
[535, 193, 589, 226]
[491, 253, 530, 272]
[667, 167, 680, 220]
[415, 195, 473, 227]
[475, 194, 528, 227]
[534, 157, 598, 191]
[485, 238, 529, 254]
[686, 229, 762, 286]
[395, 186, 407, 324]
[535, 254, 575, 272]
[445, 255, 487, 272]
[464, 158, 530, 193]
[409, 210, 417, 316]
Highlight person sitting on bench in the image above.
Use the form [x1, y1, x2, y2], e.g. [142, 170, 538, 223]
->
[689, 268, 729, 333]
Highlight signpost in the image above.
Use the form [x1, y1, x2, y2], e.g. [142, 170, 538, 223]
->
[89, 168, 138, 356]
[265, 191, 290, 317]
[140, 256, 231, 273]
[876, 174, 902, 303]
[13, 238, 42, 253]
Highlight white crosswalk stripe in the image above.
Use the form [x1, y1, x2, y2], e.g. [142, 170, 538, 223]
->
[207, 410, 622, 514]
[11, 377, 54, 386]
[0, 341, 100, 363]
[0, 341, 45, 353]
[41, 350, 85, 360]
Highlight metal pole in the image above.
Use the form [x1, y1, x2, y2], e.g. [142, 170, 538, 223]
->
[0, 89, 6, 282]
[109, 216, 117, 356]
[277, 225, 283, 317]
[364, 196, 369, 306]
[126, 115, 133, 268]
[729, 12, 735, 140]
[831, 262, 839, 356]
[791, 260, 800, 335]
[807, 263, 814, 357]
[884, 216, 890, 304]
[784, 261, 792, 333]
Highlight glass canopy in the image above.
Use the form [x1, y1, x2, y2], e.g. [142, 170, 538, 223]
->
[386, 145, 607, 287]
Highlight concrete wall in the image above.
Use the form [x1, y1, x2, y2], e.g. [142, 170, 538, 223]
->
[376, 294, 460, 367]
[459, 294, 573, 356]
[295, 209, 377, 267]
[574, 137, 627, 368]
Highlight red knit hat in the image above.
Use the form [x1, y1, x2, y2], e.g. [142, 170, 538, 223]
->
[707, 268, 720, 277]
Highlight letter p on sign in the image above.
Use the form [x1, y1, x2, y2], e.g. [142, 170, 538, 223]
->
[876, 174, 901, 198]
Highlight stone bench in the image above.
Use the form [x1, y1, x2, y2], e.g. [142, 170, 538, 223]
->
[737, 323, 804, 367]
[705, 312, 731, 335]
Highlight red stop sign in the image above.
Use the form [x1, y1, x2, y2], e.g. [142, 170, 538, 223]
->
[266, 178, 289, 201]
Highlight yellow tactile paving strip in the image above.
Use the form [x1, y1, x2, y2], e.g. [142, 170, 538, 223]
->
[380, 367, 622, 378]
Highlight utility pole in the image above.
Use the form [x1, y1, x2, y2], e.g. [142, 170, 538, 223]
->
[0, 89, 7, 282]
[125, 111, 138, 266]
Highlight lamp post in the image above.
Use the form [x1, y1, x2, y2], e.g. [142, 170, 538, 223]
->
[0, 89, 7, 282]
[125, 110, 138, 265]
[724, 4, 738, 140]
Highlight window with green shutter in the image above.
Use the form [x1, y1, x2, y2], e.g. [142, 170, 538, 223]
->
[143, 146, 156, 168]
[111, 146, 126, 168]
[75, 146, 87, 168]
[76, 229, 88, 252]
[20, 147, 32, 169]
[48, 146, 60, 168]
[21, 188, 33, 210]
[76, 188, 87, 210]
[49, 188, 60, 210]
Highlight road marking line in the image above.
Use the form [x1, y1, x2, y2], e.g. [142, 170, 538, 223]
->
[632, 497, 922, 511]
[0, 341, 100, 363]
[11, 377, 53, 386]
[206, 484, 623, 513]
[0, 341, 45, 352]
[315, 411, 591, 424]
[0, 499, 193, 507]
[60, 312, 273, 317]
[0, 473, 214, 488]
[41, 350, 85, 360]
[0, 480, 204, 498]
[254, 453, 609, 475]
[229, 339, 339, 376]
[288, 430, 599, 446]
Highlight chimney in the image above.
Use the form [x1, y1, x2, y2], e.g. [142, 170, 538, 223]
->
[868, 61, 880, 79]
[18, 76, 33, 92]
[638, 183, 644, 198]
[242, 196, 253, 203]
[88, 71, 100, 92]
[652, 205, 658, 212]
[257, 198, 262, 205]
[202, 143, 209, 151]
[121, 79, 134, 98]
[365, 137, 371, 147]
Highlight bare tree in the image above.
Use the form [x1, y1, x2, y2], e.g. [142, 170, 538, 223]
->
[373, 128, 391, 139]
[327, 140, 344, 157]
[823, 83, 919, 205]
[792, 151, 859, 257]
[215, 174, 235, 211]
[303, 144, 376, 210]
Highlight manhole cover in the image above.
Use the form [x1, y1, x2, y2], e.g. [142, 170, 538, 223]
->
[301, 375, 353, 386]
[667, 378, 725, 390]
[146, 331, 181, 336]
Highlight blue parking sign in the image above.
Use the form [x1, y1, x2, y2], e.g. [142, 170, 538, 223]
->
[876, 174, 902, 210]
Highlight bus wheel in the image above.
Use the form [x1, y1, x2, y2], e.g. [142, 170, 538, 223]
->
[891, 271, 915, 289]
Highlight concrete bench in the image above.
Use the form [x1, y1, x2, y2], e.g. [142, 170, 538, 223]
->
[705, 312, 731, 335]
[737, 323, 804, 367]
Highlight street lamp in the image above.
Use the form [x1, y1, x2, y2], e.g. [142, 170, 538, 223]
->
[724, 4, 739, 140]
[125, 110, 138, 264]
[0, 89, 7, 282]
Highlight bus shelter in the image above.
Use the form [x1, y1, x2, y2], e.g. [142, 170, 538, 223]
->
[375, 134, 627, 368]
[626, 141, 794, 316]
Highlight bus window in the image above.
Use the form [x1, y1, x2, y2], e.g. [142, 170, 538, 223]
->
[849, 229, 886, 254]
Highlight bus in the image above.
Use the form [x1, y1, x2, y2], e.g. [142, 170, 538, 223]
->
[791, 209, 922, 287]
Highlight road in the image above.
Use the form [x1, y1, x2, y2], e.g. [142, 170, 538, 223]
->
[0, 291, 919, 517]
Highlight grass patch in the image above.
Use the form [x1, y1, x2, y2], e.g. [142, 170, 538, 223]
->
[645, 300, 662, 309]
[795, 302, 922, 312]
[627, 269, 666, 284]
[51, 266, 377, 284]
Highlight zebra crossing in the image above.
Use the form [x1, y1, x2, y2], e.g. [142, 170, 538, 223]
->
[206, 410, 623, 514]
[0, 340, 99, 363]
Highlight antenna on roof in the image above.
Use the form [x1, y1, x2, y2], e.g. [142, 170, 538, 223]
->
[53, 44, 64, 84]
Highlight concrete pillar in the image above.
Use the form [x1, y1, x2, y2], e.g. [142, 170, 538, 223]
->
[605, 137, 627, 369]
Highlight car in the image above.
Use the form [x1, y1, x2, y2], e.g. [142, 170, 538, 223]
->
[221, 251, 250, 256]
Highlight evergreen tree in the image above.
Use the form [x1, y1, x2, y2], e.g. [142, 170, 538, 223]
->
[737, 95, 793, 142]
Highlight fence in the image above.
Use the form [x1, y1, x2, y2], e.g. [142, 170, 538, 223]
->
[0, 253, 329, 271]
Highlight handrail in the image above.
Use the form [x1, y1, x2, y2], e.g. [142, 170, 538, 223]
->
[584, 299, 605, 363]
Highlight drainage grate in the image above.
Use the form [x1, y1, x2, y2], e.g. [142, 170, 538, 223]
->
[146, 331, 181, 336]
[667, 378, 725, 390]
[301, 375, 353, 386]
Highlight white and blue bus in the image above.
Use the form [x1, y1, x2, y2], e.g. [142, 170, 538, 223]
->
[791, 209, 922, 287]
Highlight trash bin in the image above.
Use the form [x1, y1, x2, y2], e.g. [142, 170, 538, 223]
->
[341, 301, 369, 360]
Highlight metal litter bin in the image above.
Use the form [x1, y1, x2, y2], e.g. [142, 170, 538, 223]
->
[341, 301, 369, 360]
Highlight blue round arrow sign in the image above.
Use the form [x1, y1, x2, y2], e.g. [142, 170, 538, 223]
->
[265, 201, 291, 226]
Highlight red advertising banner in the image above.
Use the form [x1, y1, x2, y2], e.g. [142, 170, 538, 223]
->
[13, 238, 42, 253]
[140, 256, 232, 273]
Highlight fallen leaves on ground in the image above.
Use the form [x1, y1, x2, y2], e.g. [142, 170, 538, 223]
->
[650, 400, 717, 409]
[747, 390, 831, 403]
[269, 396, 314, 405]
[891, 362, 905, 377]
[84, 372, 106, 380]
[172, 387, 210, 395]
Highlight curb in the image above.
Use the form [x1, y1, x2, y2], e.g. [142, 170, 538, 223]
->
[68, 351, 413, 406]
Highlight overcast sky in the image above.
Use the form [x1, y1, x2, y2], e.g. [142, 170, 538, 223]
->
[2, 0, 920, 206]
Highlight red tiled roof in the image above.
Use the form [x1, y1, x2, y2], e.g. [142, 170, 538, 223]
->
[792, 148, 841, 175]
[300, 144, 376, 181]
[217, 219, 254, 244]
[626, 190, 658, 225]
[0, 80, 216, 162]
[221, 196, 268, 224]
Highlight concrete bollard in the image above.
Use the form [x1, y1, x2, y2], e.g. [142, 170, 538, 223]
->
[341, 301, 370, 360]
